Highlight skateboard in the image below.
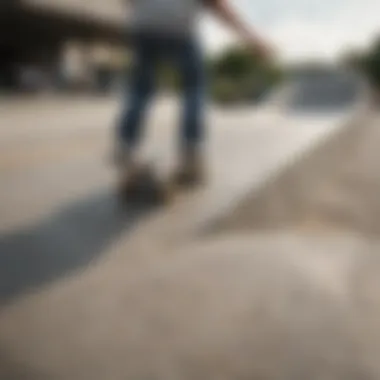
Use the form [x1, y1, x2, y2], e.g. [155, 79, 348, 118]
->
[117, 156, 206, 205]
[117, 163, 175, 205]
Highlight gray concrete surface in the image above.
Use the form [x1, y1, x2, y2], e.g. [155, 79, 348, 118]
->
[0, 92, 377, 379]
[0, 95, 351, 304]
[1, 231, 380, 380]
[215, 112, 380, 236]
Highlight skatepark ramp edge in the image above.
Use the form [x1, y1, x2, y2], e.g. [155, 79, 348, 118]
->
[207, 108, 374, 236]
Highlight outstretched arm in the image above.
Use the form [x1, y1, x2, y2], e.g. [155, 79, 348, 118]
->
[205, 0, 270, 57]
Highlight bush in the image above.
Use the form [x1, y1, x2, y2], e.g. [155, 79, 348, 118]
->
[344, 37, 380, 90]
[209, 46, 283, 104]
[363, 39, 380, 88]
[212, 79, 242, 104]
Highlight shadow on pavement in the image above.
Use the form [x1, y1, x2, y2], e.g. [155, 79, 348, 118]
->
[0, 189, 158, 307]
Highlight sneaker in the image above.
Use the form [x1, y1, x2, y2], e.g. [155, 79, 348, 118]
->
[172, 148, 205, 187]
[113, 144, 150, 190]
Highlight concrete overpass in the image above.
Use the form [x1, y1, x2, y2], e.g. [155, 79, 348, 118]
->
[0, 0, 128, 90]
[1, 0, 126, 44]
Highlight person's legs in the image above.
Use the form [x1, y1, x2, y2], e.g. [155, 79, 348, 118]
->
[117, 35, 156, 163]
[179, 39, 206, 152]
[173, 38, 206, 184]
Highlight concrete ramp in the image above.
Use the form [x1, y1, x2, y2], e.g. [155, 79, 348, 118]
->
[119, 109, 361, 249]
[143, 69, 370, 242]
[214, 111, 379, 236]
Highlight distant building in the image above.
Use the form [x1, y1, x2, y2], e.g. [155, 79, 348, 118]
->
[0, 0, 129, 91]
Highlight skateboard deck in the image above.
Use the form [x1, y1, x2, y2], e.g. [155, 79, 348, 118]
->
[117, 164, 175, 205]
[116, 154, 206, 205]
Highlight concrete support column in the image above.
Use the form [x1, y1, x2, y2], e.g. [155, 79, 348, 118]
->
[61, 42, 92, 90]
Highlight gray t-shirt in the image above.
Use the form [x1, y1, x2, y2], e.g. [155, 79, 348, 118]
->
[130, 0, 202, 36]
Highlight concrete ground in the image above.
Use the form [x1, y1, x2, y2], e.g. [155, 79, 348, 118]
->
[1, 95, 379, 379]
[217, 112, 380, 237]
[0, 95, 345, 303]
[2, 231, 380, 380]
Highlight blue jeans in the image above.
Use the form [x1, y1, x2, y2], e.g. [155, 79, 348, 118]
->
[118, 33, 206, 151]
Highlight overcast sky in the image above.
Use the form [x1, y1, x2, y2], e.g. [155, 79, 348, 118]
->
[201, 0, 380, 62]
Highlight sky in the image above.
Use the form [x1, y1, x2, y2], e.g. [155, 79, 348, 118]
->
[201, 0, 380, 62]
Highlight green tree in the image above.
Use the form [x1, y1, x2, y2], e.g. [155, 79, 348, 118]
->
[362, 37, 380, 88]
[211, 47, 260, 80]
[209, 46, 283, 104]
[343, 37, 380, 89]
